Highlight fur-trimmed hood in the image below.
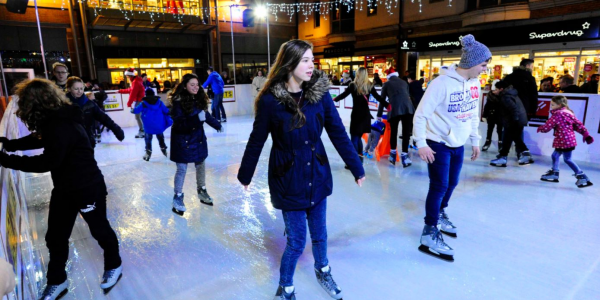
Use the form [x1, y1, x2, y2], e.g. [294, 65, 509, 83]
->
[269, 70, 330, 108]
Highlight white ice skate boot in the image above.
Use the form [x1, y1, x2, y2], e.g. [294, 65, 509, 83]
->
[575, 173, 593, 188]
[419, 224, 454, 262]
[39, 280, 68, 300]
[100, 265, 122, 293]
[438, 211, 457, 238]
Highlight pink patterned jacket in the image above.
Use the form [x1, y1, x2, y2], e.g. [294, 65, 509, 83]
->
[537, 107, 590, 149]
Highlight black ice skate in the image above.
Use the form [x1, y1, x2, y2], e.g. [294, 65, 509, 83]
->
[172, 193, 186, 215]
[518, 151, 534, 165]
[389, 150, 397, 165]
[419, 225, 454, 262]
[143, 150, 151, 161]
[575, 173, 593, 188]
[482, 140, 491, 151]
[540, 170, 559, 183]
[160, 147, 168, 157]
[101, 265, 122, 294]
[197, 187, 214, 206]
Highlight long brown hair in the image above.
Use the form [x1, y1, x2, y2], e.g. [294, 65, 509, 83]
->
[14, 78, 71, 132]
[255, 39, 314, 128]
[169, 73, 208, 114]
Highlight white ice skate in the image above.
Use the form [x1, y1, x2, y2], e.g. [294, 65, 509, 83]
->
[438, 211, 457, 238]
[419, 225, 454, 262]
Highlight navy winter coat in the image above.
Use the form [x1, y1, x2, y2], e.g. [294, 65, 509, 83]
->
[238, 71, 365, 211]
[132, 95, 171, 135]
[67, 93, 124, 147]
[169, 98, 222, 163]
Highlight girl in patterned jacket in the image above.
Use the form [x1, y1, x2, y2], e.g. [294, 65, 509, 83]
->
[537, 95, 594, 187]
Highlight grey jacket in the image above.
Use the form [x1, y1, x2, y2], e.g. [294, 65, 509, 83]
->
[377, 76, 414, 118]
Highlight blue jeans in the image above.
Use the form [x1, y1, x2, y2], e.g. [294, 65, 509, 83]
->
[211, 93, 224, 121]
[174, 161, 206, 194]
[365, 131, 382, 153]
[350, 135, 363, 155]
[280, 198, 328, 287]
[144, 133, 166, 151]
[424, 140, 464, 226]
[552, 149, 582, 174]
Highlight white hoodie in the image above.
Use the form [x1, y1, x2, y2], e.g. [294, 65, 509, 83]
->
[413, 64, 481, 148]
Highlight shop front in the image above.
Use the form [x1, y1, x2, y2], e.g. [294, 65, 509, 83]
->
[317, 45, 396, 83]
[404, 17, 600, 91]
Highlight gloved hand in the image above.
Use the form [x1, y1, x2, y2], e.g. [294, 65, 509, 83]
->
[217, 126, 224, 133]
[584, 135, 594, 145]
[115, 129, 125, 142]
[0, 137, 14, 152]
[198, 110, 206, 122]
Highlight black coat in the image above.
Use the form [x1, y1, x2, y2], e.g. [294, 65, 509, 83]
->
[408, 80, 425, 108]
[0, 105, 106, 208]
[377, 76, 414, 118]
[503, 67, 538, 116]
[561, 85, 583, 93]
[334, 83, 383, 136]
[500, 87, 528, 127]
[580, 81, 598, 94]
[169, 99, 222, 163]
[483, 92, 504, 123]
[67, 93, 124, 147]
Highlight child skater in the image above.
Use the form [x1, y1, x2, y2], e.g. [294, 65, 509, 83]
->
[537, 95, 594, 187]
[169, 73, 222, 214]
[0, 79, 122, 299]
[132, 89, 172, 161]
[238, 40, 365, 300]
[364, 117, 386, 159]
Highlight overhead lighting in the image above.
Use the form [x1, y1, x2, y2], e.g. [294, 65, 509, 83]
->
[255, 5, 267, 18]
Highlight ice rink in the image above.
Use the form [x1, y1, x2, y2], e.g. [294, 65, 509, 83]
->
[24, 116, 600, 300]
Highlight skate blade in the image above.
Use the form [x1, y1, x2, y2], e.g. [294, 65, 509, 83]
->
[441, 231, 457, 238]
[577, 182, 593, 188]
[540, 178, 559, 183]
[53, 288, 68, 300]
[172, 208, 185, 216]
[519, 161, 534, 165]
[418, 245, 454, 262]
[403, 163, 412, 168]
[490, 163, 507, 167]
[200, 200, 214, 206]
[102, 273, 122, 295]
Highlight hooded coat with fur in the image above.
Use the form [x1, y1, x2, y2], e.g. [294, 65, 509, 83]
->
[238, 70, 364, 210]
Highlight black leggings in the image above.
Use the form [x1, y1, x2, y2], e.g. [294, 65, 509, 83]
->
[485, 119, 503, 141]
[389, 114, 413, 153]
[499, 123, 528, 157]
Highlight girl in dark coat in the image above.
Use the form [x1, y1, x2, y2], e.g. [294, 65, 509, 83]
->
[238, 40, 365, 300]
[169, 73, 222, 214]
[334, 67, 383, 162]
[66, 77, 124, 148]
[482, 87, 504, 151]
[0, 79, 122, 299]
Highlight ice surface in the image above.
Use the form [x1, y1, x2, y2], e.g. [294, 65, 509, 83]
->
[24, 117, 600, 300]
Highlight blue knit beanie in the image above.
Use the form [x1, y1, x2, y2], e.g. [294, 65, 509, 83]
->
[458, 35, 491, 69]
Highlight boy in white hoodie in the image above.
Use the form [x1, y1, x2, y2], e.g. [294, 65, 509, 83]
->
[413, 34, 491, 262]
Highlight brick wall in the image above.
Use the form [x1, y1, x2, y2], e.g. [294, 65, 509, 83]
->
[531, 2, 600, 19]
[0, 4, 70, 25]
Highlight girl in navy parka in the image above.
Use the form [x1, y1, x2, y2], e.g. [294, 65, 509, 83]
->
[169, 73, 222, 215]
[238, 40, 365, 300]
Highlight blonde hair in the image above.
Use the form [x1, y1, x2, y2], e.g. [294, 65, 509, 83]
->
[14, 78, 71, 132]
[551, 95, 574, 113]
[354, 67, 372, 96]
[52, 62, 68, 72]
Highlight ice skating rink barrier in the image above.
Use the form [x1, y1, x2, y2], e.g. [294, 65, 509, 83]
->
[330, 85, 600, 164]
[0, 98, 40, 300]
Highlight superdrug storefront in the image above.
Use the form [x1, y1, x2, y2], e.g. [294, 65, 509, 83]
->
[404, 17, 600, 90]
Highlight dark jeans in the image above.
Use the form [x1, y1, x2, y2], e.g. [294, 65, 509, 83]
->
[280, 198, 328, 287]
[389, 114, 414, 153]
[219, 98, 227, 119]
[46, 190, 121, 284]
[500, 123, 528, 157]
[350, 134, 363, 156]
[485, 119, 503, 142]
[552, 149, 582, 174]
[144, 133, 167, 151]
[424, 140, 464, 226]
[211, 93, 225, 121]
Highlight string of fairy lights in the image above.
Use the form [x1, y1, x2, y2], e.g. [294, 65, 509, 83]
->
[50, 0, 451, 26]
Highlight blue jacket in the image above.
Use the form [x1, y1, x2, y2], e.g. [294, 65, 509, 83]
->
[132, 95, 171, 135]
[238, 71, 365, 211]
[202, 71, 225, 94]
[169, 98, 222, 163]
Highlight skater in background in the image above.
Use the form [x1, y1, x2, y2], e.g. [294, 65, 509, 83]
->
[377, 67, 414, 167]
[119, 68, 146, 138]
[170, 73, 222, 214]
[66, 77, 124, 148]
[364, 117, 386, 158]
[203, 67, 226, 122]
[252, 70, 267, 100]
[503, 59, 538, 119]
[132, 89, 172, 161]
[333, 67, 384, 165]
[0, 79, 122, 299]
[373, 73, 383, 87]
[482, 83, 504, 151]
[490, 80, 534, 167]
[538, 95, 594, 187]
[539, 77, 556, 93]
[238, 40, 365, 300]
[413, 34, 489, 262]
[407, 72, 424, 109]
[51, 62, 69, 92]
